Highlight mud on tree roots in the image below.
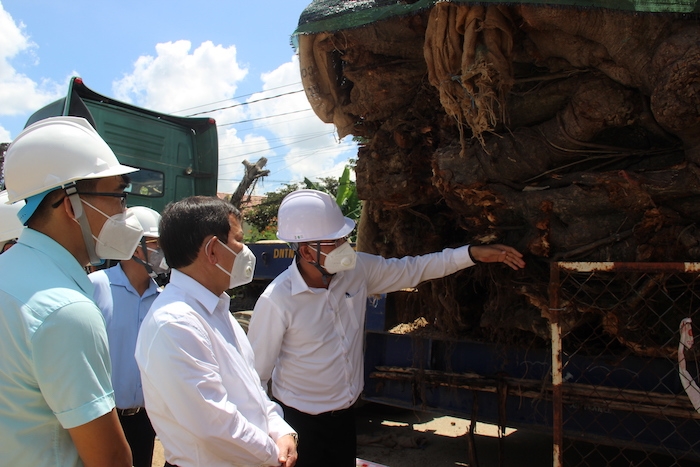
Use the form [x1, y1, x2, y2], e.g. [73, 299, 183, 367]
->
[299, 5, 700, 355]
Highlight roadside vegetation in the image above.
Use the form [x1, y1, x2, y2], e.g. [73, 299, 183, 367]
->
[243, 165, 360, 243]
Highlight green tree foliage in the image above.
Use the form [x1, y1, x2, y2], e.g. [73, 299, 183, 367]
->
[303, 166, 361, 223]
[335, 166, 361, 223]
[243, 183, 299, 242]
[244, 167, 361, 242]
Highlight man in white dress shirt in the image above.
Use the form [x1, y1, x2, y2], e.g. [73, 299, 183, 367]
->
[135, 196, 298, 467]
[247, 189, 526, 467]
[0, 190, 24, 254]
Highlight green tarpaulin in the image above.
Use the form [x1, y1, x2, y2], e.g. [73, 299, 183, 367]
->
[294, 0, 699, 38]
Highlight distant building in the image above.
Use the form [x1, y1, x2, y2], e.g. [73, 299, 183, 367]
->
[217, 193, 266, 237]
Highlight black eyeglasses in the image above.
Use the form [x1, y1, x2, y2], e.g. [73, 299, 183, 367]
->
[52, 192, 128, 209]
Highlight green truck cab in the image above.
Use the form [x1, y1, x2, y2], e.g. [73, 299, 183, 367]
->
[25, 76, 218, 211]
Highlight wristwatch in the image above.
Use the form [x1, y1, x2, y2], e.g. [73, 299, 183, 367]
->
[284, 432, 299, 447]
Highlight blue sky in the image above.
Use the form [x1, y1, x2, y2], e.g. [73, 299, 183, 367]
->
[0, 0, 357, 194]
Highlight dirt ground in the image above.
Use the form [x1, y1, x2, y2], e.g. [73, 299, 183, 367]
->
[151, 402, 553, 466]
[353, 403, 552, 467]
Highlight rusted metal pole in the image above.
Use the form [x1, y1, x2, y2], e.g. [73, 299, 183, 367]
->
[549, 262, 563, 467]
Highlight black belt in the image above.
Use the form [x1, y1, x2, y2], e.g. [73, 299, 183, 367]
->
[117, 407, 143, 416]
[318, 406, 353, 418]
[275, 397, 353, 418]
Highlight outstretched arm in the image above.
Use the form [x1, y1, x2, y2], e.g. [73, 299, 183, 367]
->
[469, 244, 526, 271]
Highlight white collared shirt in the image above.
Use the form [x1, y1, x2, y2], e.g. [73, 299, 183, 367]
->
[135, 269, 294, 467]
[247, 246, 475, 415]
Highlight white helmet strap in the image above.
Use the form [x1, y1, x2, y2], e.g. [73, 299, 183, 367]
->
[133, 237, 157, 278]
[307, 240, 334, 286]
[66, 185, 102, 266]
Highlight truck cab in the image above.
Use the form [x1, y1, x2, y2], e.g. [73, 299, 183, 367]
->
[24, 76, 219, 211]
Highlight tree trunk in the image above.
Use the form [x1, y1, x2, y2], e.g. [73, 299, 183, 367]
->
[229, 158, 270, 209]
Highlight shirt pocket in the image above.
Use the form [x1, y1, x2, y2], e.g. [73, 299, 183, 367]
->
[343, 290, 363, 331]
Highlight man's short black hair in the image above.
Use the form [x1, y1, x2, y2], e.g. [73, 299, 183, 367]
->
[159, 196, 242, 269]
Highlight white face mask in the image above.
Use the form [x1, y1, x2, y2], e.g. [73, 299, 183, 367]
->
[313, 241, 357, 274]
[81, 199, 144, 260]
[206, 237, 256, 289]
[146, 246, 170, 275]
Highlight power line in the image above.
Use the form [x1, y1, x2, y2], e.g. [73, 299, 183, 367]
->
[219, 130, 331, 150]
[232, 113, 323, 133]
[173, 82, 302, 114]
[218, 148, 356, 186]
[218, 132, 336, 166]
[217, 108, 312, 126]
[185, 89, 305, 117]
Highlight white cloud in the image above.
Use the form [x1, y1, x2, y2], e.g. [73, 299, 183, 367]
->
[0, 3, 29, 58]
[111, 44, 356, 196]
[0, 125, 10, 142]
[217, 128, 274, 194]
[0, 4, 64, 126]
[112, 40, 248, 115]
[113, 39, 261, 194]
[248, 54, 357, 189]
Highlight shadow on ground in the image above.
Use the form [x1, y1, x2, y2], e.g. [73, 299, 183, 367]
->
[355, 402, 553, 467]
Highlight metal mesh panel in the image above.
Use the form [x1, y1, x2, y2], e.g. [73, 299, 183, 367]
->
[551, 263, 700, 466]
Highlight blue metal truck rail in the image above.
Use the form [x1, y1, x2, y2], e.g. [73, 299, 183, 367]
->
[247, 241, 294, 281]
[363, 302, 700, 460]
[244, 244, 700, 462]
[362, 264, 700, 463]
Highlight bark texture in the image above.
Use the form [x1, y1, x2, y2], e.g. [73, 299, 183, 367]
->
[298, 5, 700, 354]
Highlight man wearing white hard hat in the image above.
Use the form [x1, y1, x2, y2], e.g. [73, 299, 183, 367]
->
[247, 189, 526, 467]
[0, 190, 25, 253]
[0, 116, 143, 467]
[90, 206, 169, 467]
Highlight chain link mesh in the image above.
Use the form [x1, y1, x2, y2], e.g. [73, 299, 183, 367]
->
[551, 262, 700, 466]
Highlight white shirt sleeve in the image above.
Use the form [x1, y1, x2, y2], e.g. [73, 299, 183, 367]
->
[249, 296, 286, 391]
[362, 245, 476, 295]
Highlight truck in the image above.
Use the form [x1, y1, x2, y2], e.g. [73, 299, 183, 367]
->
[243, 243, 700, 466]
[15, 75, 700, 465]
[362, 263, 700, 465]
[22, 76, 219, 212]
[289, 0, 700, 465]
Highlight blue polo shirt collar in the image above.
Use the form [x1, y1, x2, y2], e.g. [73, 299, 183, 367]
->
[18, 228, 94, 297]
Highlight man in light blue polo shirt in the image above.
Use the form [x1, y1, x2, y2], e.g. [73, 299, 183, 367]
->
[0, 117, 144, 467]
[90, 206, 168, 467]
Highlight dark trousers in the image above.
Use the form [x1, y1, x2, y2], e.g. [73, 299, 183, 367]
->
[118, 409, 156, 467]
[276, 400, 356, 467]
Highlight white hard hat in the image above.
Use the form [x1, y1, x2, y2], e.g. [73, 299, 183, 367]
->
[4, 116, 138, 206]
[128, 206, 161, 238]
[0, 190, 25, 243]
[277, 189, 355, 242]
